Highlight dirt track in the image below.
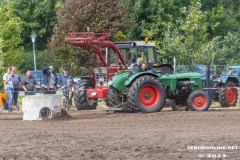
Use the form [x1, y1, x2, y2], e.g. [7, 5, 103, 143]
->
[1, 106, 240, 160]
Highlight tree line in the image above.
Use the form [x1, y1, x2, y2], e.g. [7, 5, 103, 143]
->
[0, 0, 239, 78]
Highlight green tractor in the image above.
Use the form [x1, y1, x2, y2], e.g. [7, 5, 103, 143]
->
[107, 43, 211, 112]
[107, 52, 211, 113]
[108, 71, 211, 112]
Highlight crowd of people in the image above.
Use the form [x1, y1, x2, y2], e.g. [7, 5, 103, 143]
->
[2, 59, 147, 112]
[2, 66, 73, 112]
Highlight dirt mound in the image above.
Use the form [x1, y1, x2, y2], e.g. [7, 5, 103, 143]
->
[58, 109, 72, 120]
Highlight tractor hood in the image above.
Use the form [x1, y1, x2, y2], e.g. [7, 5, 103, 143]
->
[160, 72, 201, 80]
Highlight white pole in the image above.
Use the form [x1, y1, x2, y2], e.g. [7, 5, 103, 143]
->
[31, 35, 37, 71]
[33, 42, 36, 71]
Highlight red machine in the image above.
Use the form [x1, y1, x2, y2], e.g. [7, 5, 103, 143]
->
[66, 32, 126, 110]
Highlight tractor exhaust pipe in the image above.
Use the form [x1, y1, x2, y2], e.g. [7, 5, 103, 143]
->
[173, 57, 176, 74]
[206, 64, 210, 95]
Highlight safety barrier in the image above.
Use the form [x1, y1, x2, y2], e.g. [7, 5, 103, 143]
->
[22, 95, 61, 121]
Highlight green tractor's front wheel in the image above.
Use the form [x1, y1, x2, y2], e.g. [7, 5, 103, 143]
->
[127, 76, 166, 113]
[187, 90, 211, 111]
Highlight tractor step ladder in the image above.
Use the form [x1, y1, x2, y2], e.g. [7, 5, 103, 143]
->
[66, 32, 110, 42]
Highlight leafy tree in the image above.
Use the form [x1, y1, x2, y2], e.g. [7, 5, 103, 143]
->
[12, 0, 65, 50]
[210, 32, 240, 65]
[127, 0, 181, 41]
[18, 50, 58, 72]
[0, 0, 23, 88]
[48, 0, 131, 75]
[160, 0, 210, 64]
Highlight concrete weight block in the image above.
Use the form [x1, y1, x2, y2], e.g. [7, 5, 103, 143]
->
[22, 95, 62, 121]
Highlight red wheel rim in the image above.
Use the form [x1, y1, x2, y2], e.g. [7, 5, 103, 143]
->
[139, 85, 160, 108]
[226, 87, 237, 105]
[192, 95, 206, 109]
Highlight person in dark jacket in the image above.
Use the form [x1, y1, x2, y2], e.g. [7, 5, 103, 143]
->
[58, 67, 74, 96]
[42, 66, 58, 94]
[11, 66, 20, 110]
[22, 70, 37, 95]
[59, 67, 73, 87]
[128, 58, 144, 77]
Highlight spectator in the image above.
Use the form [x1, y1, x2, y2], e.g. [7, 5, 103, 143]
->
[11, 66, 20, 110]
[58, 79, 74, 110]
[58, 67, 74, 92]
[142, 63, 148, 71]
[22, 70, 37, 96]
[128, 58, 144, 77]
[3, 67, 14, 112]
[42, 66, 58, 94]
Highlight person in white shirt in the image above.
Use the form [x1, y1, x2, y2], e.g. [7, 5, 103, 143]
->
[3, 67, 14, 112]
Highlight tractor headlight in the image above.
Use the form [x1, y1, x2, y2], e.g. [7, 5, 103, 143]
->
[108, 80, 113, 86]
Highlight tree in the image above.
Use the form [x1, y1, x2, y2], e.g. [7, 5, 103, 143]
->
[127, 0, 181, 41]
[11, 0, 65, 50]
[210, 32, 240, 65]
[0, 0, 23, 88]
[160, 0, 210, 64]
[18, 51, 58, 72]
[48, 0, 131, 75]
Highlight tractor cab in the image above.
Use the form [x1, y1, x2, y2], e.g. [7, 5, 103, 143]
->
[114, 41, 157, 67]
[219, 66, 240, 86]
[114, 41, 173, 74]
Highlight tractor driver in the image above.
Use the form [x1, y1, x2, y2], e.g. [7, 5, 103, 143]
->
[128, 58, 144, 77]
[227, 67, 233, 75]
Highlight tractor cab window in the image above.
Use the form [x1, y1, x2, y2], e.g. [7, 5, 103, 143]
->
[146, 47, 155, 63]
[119, 48, 136, 66]
[106, 48, 120, 67]
[226, 68, 240, 76]
[137, 46, 157, 64]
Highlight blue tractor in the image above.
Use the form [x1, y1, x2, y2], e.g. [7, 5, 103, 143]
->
[217, 66, 239, 107]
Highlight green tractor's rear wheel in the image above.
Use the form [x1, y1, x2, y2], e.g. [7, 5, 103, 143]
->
[127, 76, 166, 113]
[187, 90, 211, 111]
[171, 99, 189, 111]
[73, 79, 97, 110]
[219, 81, 238, 107]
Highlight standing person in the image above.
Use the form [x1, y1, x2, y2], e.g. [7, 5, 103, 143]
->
[58, 79, 74, 110]
[22, 70, 37, 95]
[42, 66, 58, 94]
[58, 67, 74, 97]
[11, 66, 20, 110]
[3, 67, 14, 112]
